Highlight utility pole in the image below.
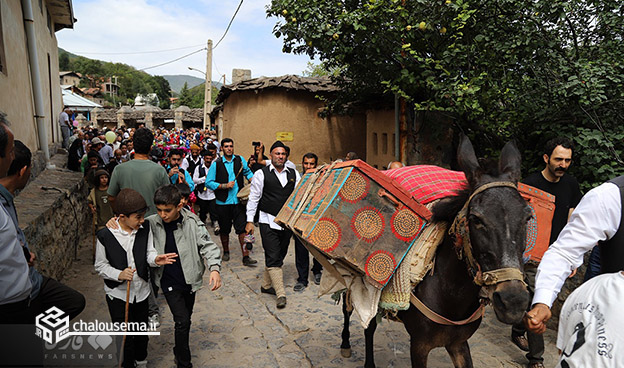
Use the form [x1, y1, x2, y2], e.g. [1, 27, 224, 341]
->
[204, 39, 213, 129]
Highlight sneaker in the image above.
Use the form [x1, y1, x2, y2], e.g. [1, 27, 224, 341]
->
[222, 251, 230, 262]
[313, 273, 322, 285]
[148, 314, 160, 329]
[276, 296, 287, 309]
[214, 225, 220, 235]
[242, 256, 257, 266]
[135, 360, 148, 367]
[293, 282, 307, 292]
[261, 286, 276, 295]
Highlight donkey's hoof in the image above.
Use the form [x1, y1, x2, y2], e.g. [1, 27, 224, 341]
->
[340, 348, 352, 358]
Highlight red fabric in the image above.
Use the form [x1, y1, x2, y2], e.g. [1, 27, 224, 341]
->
[384, 165, 468, 204]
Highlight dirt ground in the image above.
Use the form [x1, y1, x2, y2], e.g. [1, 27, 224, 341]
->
[61, 231, 560, 368]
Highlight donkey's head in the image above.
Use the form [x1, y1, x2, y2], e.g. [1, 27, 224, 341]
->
[457, 135, 530, 324]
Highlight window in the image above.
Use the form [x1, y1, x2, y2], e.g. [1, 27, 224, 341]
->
[372, 133, 378, 155]
[382, 133, 388, 155]
[0, 3, 6, 75]
[47, 9, 52, 34]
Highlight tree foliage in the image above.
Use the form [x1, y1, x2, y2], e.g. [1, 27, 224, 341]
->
[268, 0, 624, 190]
[59, 49, 172, 108]
[174, 82, 219, 109]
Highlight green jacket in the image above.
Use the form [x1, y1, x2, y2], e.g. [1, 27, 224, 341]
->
[147, 208, 221, 292]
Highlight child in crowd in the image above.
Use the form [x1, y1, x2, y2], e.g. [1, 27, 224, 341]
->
[149, 184, 221, 368]
[88, 169, 114, 231]
[94, 189, 177, 368]
[174, 182, 195, 214]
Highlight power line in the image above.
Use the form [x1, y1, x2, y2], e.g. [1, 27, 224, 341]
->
[139, 48, 206, 71]
[213, 0, 244, 49]
[72, 44, 205, 56]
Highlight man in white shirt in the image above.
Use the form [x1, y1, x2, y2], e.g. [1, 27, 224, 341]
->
[245, 141, 300, 309]
[59, 107, 72, 148]
[181, 144, 201, 177]
[555, 271, 624, 368]
[525, 176, 624, 336]
[192, 145, 219, 234]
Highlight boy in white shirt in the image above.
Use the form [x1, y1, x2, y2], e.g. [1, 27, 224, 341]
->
[95, 188, 177, 368]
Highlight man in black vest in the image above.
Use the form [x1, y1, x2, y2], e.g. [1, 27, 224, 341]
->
[526, 175, 623, 337]
[205, 138, 257, 266]
[511, 137, 582, 368]
[245, 141, 300, 308]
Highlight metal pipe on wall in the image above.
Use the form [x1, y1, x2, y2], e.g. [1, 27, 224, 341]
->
[21, 0, 53, 168]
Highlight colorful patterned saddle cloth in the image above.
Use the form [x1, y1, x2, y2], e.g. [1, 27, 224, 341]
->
[384, 165, 468, 204]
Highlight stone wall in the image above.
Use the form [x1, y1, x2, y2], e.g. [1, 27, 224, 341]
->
[14, 153, 91, 280]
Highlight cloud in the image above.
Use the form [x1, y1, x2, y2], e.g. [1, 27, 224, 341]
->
[57, 0, 312, 81]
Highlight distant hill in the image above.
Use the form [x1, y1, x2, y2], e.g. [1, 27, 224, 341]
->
[163, 75, 223, 94]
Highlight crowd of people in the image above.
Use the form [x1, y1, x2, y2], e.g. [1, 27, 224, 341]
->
[61, 122, 330, 367]
[2, 108, 623, 368]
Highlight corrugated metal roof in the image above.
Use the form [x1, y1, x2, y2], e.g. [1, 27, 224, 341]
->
[62, 88, 102, 111]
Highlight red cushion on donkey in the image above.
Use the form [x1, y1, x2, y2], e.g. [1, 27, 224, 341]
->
[384, 165, 468, 204]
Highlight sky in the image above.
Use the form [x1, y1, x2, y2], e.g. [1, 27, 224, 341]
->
[56, 0, 313, 83]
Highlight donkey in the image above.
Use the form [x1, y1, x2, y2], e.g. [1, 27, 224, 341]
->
[340, 135, 531, 367]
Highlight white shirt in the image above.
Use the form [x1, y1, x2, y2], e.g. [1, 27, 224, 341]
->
[193, 162, 215, 201]
[94, 221, 158, 303]
[181, 155, 201, 171]
[556, 272, 624, 368]
[246, 164, 301, 230]
[59, 111, 70, 127]
[533, 182, 621, 307]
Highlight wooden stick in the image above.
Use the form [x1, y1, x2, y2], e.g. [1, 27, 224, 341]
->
[92, 214, 96, 262]
[118, 279, 131, 368]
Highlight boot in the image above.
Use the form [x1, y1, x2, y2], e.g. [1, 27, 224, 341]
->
[268, 267, 286, 308]
[260, 268, 275, 295]
[238, 233, 249, 257]
[219, 234, 230, 255]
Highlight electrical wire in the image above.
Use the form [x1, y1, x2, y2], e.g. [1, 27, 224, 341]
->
[138, 48, 206, 71]
[213, 0, 244, 49]
[72, 44, 206, 55]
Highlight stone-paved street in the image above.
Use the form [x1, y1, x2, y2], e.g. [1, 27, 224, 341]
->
[64, 231, 559, 368]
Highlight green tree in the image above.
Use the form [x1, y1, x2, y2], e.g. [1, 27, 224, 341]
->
[268, 0, 624, 190]
[149, 75, 173, 109]
[59, 52, 70, 71]
[301, 61, 342, 77]
[177, 82, 192, 107]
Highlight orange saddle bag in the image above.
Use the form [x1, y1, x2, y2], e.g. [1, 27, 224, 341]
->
[518, 183, 556, 264]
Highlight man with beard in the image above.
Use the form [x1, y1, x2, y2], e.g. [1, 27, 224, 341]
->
[181, 144, 201, 177]
[245, 141, 300, 308]
[206, 138, 256, 266]
[511, 137, 582, 368]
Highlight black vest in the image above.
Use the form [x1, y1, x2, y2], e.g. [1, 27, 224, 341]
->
[258, 166, 296, 216]
[214, 155, 244, 202]
[96, 222, 150, 289]
[195, 164, 207, 193]
[599, 175, 624, 273]
[186, 156, 200, 179]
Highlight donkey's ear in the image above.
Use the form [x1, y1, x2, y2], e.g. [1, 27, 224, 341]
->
[499, 141, 522, 183]
[457, 134, 482, 186]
